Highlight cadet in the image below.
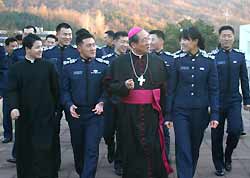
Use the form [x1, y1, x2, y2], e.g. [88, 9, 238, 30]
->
[62, 32, 106, 178]
[12, 25, 37, 63]
[43, 22, 79, 172]
[96, 30, 115, 58]
[102, 31, 128, 176]
[210, 25, 250, 176]
[149, 29, 173, 162]
[0, 38, 18, 144]
[168, 27, 219, 178]
[15, 34, 23, 48]
[44, 34, 58, 50]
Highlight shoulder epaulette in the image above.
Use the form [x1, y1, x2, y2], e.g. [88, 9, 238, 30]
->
[63, 58, 78, 65]
[173, 52, 187, 59]
[173, 50, 182, 55]
[163, 51, 173, 56]
[44, 46, 54, 51]
[16, 46, 23, 50]
[101, 53, 114, 59]
[209, 48, 220, 55]
[96, 58, 109, 65]
[71, 44, 77, 49]
[233, 48, 245, 54]
[200, 50, 209, 57]
[45, 45, 57, 51]
[200, 50, 215, 59]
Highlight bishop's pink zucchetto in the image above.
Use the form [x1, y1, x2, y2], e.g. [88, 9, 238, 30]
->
[128, 27, 143, 39]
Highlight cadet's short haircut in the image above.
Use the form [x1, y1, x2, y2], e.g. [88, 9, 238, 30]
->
[113, 31, 128, 40]
[149, 30, 165, 41]
[105, 30, 115, 39]
[219, 25, 235, 35]
[76, 33, 95, 46]
[22, 34, 41, 49]
[5, 37, 17, 46]
[22, 25, 37, 33]
[76, 28, 90, 37]
[15, 34, 22, 41]
[46, 34, 58, 41]
[56, 23, 72, 32]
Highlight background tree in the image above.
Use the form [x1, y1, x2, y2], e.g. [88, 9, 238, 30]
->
[164, 19, 219, 52]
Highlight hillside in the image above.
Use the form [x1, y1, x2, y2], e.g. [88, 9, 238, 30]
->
[0, 0, 249, 35]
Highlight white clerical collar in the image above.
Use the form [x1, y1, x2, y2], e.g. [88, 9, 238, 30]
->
[131, 50, 145, 59]
[26, 57, 35, 63]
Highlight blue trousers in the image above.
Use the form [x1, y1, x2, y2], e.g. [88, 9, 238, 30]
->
[173, 107, 209, 178]
[163, 127, 170, 161]
[211, 103, 242, 171]
[12, 141, 16, 158]
[2, 97, 13, 139]
[103, 101, 122, 169]
[68, 108, 103, 178]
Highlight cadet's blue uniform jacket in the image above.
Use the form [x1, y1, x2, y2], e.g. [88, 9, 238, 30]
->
[101, 52, 120, 65]
[43, 45, 80, 76]
[62, 57, 108, 111]
[0, 46, 7, 96]
[171, 50, 219, 121]
[0, 53, 14, 96]
[210, 48, 250, 108]
[96, 45, 114, 58]
[12, 47, 25, 63]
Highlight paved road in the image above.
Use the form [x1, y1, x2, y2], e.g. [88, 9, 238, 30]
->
[0, 108, 250, 178]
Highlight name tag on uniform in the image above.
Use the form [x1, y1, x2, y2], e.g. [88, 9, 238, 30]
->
[91, 70, 101, 74]
[73, 71, 83, 75]
[217, 61, 226, 65]
[180, 66, 189, 70]
[199, 67, 205, 71]
[233, 61, 238, 64]
[164, 61, 170, 67]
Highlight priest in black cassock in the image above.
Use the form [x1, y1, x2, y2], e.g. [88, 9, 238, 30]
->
[7, 34, 59, 178]
[104, 27, 173, 178]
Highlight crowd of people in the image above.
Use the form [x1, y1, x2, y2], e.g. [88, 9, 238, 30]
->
[0, 23, 249, 178]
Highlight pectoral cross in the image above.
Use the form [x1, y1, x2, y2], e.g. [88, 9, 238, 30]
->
[138, 75, 146, 86]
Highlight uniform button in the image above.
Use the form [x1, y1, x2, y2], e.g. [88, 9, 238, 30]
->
[192, 59, 195, 62]
[192, 66, 195, 70]
[191, 92, 194, 96]
[191, 84, 194, 87]
[192, 75, 194, 78]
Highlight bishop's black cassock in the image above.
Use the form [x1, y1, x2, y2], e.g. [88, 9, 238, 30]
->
[104, 52, 172, 178]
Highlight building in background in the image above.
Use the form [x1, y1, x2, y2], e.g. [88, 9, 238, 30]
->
[0, 28, 56, 45]
[239, 24, 250, 81]
[239, 24, 250, 63]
